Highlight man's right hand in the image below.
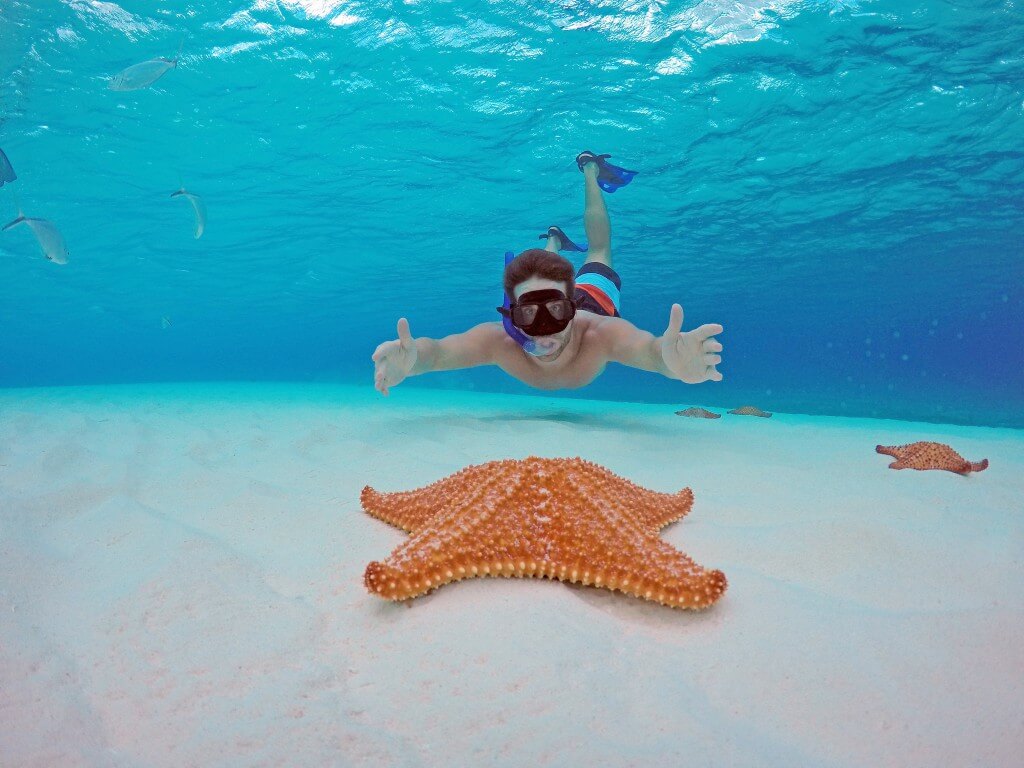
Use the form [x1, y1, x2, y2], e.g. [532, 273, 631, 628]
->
[371, 318, 417, 396]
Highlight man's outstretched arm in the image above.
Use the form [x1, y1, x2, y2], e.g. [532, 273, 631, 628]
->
[412, 322, 500, 374]
[372, 320, 499, 395]
[604, 304, 724, 384]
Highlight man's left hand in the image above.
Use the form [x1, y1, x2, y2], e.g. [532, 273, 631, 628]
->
[659, 303, 724, 384]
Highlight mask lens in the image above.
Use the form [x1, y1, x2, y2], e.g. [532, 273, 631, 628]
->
[546, 299, 571, 321]
[514, 304, 539, 326]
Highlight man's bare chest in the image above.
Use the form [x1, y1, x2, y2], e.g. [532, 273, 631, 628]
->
[496, 341, 608, 390]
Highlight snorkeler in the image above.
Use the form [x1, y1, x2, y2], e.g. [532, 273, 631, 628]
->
[371, 151, 724, 395]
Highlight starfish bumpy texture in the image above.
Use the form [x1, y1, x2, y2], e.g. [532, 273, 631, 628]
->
[875, 441, 989, 475]
[361, 457, 727, 610]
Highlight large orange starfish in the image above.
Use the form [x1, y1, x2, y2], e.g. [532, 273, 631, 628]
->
[361, 457, 727, 610]
[875, 441, 989, 475]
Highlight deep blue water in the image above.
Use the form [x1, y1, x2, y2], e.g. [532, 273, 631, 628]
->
[1, 0, 1022, 427]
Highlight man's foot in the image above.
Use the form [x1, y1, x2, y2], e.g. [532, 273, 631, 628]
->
[538, 225, 587, 252]
[574, 150, 638, 193]
[575, 151, 607, 172]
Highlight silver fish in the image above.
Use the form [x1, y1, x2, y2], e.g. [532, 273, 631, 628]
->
[0, 147, 15, 186]
[170, 188, 206, 239]
[109, 56, 178, 91]
[3, 215, 69, 264]
[109, 38, 183, 92]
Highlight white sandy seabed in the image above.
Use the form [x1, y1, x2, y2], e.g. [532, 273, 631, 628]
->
[0, 382, 1022, 768]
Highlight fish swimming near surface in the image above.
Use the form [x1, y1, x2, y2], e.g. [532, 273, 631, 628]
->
[3, 214, 69, 264]
[109, 39, 183, 91]
[0, 148, 15, 186]
[171, 188, 206, 239]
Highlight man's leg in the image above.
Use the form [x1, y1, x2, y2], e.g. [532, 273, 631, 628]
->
[571, 159, 621, 317]
[542, 161, 611, 266]
[580, 160, 611, 268]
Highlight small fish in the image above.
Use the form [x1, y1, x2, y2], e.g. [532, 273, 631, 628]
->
[161, 316, 172, 329]
[0, 147, 15, 186]
[170, 188, 206, 238]
[109, 39, 183, 91]
[3, 214, 69, 264]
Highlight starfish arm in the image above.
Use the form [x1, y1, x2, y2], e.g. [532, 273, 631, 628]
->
[574, 460, 694, 531]
[540, 492, 726, 609]
[969, 459, 989, 473]
[632, 487, 694, 531]
[360, 462, 497, 532]
[364, 523, 553, 601]
[360, 485, 447, 532]
[364, 462, 543, 597]
[591, 537, 727, 610]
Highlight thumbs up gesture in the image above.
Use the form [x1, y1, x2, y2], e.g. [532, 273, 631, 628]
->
[659, 304, 724, 384]
[371, 318, 418, 396]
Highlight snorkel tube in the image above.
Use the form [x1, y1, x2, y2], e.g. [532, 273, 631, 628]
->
[501, 250, 540, 356]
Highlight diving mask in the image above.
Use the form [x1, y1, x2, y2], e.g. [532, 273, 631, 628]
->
[497, 289, 577, 337]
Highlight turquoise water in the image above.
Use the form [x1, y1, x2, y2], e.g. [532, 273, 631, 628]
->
[1, 0, 1021, 427]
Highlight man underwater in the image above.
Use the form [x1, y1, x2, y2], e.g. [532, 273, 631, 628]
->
[372, 151, 724, 395]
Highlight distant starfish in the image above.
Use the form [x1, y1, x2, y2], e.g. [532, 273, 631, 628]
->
[728, 405, 772, 417]
[675, 407, 720, 418]
[875, 442, 988, 475]
[361, 457, 727, 610]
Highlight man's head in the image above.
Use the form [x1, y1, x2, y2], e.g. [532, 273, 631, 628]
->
[502, 249, 577, 360]
[503, 248, 576, 300]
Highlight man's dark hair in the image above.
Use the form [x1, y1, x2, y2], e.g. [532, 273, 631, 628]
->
[503, 249, 575, 301]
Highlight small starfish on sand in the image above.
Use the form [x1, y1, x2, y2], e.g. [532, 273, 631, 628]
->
[361, 457, 727, 610]
[728, 405, 772, 417]
[675, 407, 720, 419]
[875, 441, 989, 475]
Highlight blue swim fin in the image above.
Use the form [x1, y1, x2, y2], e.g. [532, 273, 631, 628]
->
[575, 151, 637, 193]
[538, 225, 588, 252]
